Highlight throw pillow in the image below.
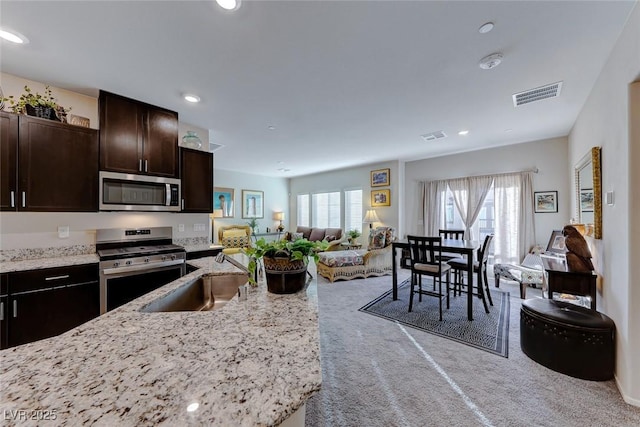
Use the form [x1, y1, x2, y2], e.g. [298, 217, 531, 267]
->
[368, 228, 386, 249]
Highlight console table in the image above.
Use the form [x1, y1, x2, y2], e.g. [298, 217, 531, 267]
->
[542, 257, 597, 310]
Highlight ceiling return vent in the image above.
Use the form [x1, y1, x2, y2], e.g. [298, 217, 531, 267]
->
[512, 81, 563, 107]
[421, 130, 447, 142]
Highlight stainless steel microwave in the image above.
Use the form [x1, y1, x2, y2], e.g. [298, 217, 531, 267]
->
[99, 171, 181, 212]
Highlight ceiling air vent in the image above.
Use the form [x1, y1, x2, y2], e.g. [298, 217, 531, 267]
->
[512, 81, 563, 107]
[209, 142, 225, 153]
[421, 131, 447, 142]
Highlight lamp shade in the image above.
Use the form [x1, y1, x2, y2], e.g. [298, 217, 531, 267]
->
[363, 209, 380, 224]
[274, 211, 284, 221]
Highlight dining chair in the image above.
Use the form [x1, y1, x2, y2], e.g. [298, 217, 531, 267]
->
[437, 229, 465, 262]
[407, 235, 451, 321]
[447, 234, 494, 313]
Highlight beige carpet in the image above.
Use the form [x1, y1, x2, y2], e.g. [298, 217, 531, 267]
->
[306, 268, 640, 427]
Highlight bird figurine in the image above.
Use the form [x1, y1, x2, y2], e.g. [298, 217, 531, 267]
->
[562, 225, 594, 272]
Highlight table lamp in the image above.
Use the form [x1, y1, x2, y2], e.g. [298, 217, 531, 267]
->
[274, 211, 285, 232]
[363, 209, 380, 229]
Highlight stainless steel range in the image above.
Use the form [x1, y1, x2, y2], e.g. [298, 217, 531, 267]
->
[96, 227, 186, 314]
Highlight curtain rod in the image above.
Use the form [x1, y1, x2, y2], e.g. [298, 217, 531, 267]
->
[421, 167, 538, 183]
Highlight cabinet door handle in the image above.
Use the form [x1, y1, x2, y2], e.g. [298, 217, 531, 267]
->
[10, 191, 15, 208]
[22, 192, 26, 208]
[144, 159, 148, 172]
[13, 300, 17, 318]
[45, 274, 70, 281]
[139, 159, 143, 172]
[0, 302, 4, 321]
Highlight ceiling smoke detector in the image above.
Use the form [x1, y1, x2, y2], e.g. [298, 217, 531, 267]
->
[421, 131, 447, 142]
[512, 81, 563, 107]
[479, 52, 503, 70]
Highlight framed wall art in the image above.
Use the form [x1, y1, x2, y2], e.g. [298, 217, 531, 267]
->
[242, 189, 264, 218]
[370, 168, 390, 187]
[214, 187, 235, 217]
[371, 189, 391, 207]
[534, 191, 558, 213]
[580, 189, 594, 212]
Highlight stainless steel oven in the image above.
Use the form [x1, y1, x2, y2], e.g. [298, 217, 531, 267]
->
[97, 227, 186, 314]
[99, 171, 181, 212]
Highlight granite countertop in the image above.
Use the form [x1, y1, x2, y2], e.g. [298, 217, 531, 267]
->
[0, 256, 322, 426]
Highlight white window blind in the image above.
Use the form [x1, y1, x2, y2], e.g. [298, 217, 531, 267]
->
[297, 194, 310, 227]
[312, 192, 341, 228]
[344, 189, 363, 233]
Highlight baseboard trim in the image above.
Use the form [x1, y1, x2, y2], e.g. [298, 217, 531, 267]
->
[615, 374, 640, 407]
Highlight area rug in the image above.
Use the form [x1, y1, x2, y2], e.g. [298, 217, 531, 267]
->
[359, 279, 510, 357]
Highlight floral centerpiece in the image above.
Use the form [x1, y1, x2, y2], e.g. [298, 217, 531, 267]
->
[243, 238, 329, 293]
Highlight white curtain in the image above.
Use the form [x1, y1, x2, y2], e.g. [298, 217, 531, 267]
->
[493, 172, 535, 264]
[448, 176, 493, 239]
[420, 180, 447, 236]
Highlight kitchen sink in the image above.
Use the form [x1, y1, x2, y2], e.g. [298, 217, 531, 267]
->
[141, 274, 248, 312]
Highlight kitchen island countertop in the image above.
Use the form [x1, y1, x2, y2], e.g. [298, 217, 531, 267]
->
[0, 256, 322, 426]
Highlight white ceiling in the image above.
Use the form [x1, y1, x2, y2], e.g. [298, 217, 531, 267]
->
[0, 1, 635, 177]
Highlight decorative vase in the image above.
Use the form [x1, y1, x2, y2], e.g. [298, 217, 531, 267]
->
[25, 104, 59, 121]
[263, 256, 309, 294]
[181, 131, 202, 149]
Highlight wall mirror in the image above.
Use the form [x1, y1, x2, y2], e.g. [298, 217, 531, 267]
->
[574, 146, 602, 239]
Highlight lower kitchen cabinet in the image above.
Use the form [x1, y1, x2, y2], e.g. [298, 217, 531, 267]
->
[4, 264, 100, 349]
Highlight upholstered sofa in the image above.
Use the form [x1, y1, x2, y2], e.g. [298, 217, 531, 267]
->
[285, 226, 344, 251]
[218, 225, 252, 255]
[317, 226, 395, 282]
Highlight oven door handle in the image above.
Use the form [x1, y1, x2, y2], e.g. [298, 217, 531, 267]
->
[101, 259, 185, 275]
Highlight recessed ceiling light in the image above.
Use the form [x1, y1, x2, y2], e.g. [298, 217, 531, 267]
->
[0, 28, 29, 44]
[216, 0, 241, 11]
[478, 22, 494, 34]
[479, 52, 503, 70]
[458, 130, 470, 136]
[184, 94, 200, 103]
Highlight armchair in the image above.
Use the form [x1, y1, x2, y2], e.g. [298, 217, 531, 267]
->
[218, 225, 252, 255]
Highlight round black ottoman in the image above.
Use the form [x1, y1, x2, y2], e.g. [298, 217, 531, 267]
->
[520, 298, 615, 381]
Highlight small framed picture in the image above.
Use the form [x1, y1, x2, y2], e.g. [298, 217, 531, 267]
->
[534, 191, 558, 213]
[545, 230, 567, 254]
[371, 189, 391, 207]
[370, 168, 390, 187]
[242, 189, 264, 218]
[580, 189, 594, 212]
[214, 187, 234, 217]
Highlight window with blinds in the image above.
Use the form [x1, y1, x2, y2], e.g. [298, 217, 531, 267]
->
[344, 189, 363, 233]
[312, 191, 341, 228]
[297, 194, 310, 227]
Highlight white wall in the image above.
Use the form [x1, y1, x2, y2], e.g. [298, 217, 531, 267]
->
[212, 169, 289, 243]
[568, 3, 640, 405]
[404, 137, 570, 246]
[288, 161, 400, 239]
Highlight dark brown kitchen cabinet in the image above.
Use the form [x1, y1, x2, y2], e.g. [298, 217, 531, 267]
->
[0, 111, 19, 211]
[6, 264, 99, 348]
[180, 147, 213, 213]
[99, 90, 179, 178]
[1, 112, 99, 212]
[1, 274, 8, 349]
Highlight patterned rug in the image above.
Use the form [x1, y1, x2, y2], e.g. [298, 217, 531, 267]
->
[359, 279, 510, 357]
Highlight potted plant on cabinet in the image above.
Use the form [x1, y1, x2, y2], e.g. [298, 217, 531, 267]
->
[2, 85, 71, 122]
[243, 238, 329, 294]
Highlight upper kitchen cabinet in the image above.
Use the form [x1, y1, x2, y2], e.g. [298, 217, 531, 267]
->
[180, 147, 213, 213]
[1, 112, 99, 212]
[99, 91, 179, 178]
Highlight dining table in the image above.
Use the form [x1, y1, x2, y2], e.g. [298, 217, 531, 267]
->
[391, 238, 480, 321]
